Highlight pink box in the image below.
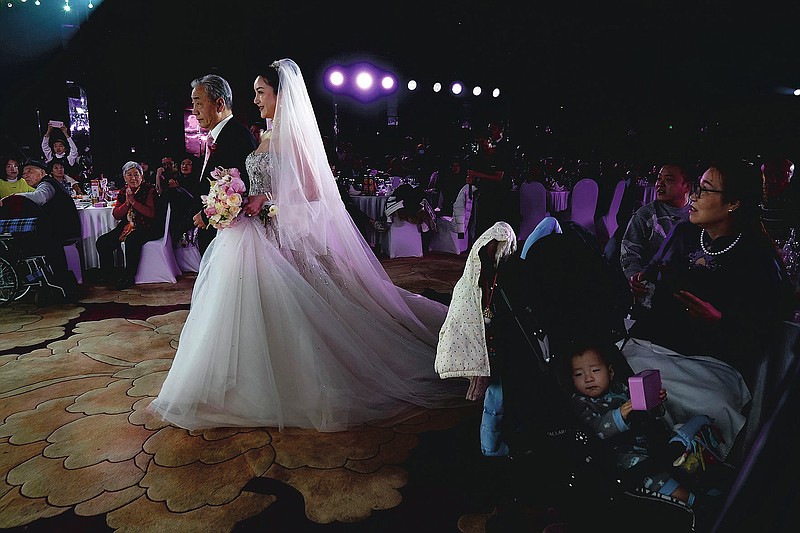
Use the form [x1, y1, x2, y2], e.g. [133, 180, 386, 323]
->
[628, 369, 663, 411]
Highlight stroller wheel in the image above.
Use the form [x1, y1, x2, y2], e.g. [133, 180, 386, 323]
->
[0, 256, 20, 306]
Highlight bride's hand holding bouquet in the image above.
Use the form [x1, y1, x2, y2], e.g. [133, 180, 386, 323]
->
[201, 167, 246, 230]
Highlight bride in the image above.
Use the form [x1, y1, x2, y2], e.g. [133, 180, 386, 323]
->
[149, 59, 464, 432]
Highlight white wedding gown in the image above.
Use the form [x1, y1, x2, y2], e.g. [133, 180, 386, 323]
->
[149, 152, 464, 431]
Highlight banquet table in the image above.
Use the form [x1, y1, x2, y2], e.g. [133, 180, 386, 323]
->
[77, 204, 118, 269]
[350, 193, 388, 249]
[547, 190, 570, 213]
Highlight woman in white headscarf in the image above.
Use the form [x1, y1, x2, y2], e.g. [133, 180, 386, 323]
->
[149, 59, 465, 432]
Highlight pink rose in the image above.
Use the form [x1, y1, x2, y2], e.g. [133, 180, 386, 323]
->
[204, 205, 216, 216]
[228, 168, 240, 179]
[229, 177, 246, 193]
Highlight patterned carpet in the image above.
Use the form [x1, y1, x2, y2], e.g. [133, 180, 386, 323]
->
[0, 252, 527, 533]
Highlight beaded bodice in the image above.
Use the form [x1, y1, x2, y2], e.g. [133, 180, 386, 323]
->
[245, 151, 273, 196]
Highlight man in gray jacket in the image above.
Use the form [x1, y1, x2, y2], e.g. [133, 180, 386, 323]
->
[621, 162, 693, 309]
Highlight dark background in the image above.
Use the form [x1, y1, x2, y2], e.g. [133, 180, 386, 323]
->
[2, 0, 800, 176]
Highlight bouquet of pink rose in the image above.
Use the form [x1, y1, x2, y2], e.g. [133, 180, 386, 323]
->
[201, 167, 246, 229]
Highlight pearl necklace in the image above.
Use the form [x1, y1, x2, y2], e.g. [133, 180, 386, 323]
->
[700, 229, 742, 256]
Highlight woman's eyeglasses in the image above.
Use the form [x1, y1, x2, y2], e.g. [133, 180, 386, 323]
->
[693, 184, 724, 198]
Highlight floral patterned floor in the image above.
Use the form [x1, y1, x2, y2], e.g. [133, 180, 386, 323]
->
[0, 253, 511, 533]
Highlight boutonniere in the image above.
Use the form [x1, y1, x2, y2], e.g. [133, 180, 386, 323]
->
[209, 142, 218, 154]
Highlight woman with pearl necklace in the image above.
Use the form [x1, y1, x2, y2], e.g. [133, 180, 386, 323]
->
[615, 158, 795, 466]
[628, 158, 795, 386]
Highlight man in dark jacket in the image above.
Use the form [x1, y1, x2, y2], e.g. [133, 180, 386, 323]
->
[190, 74, 258, 255]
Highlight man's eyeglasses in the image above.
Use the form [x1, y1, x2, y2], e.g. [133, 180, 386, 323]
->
[692, 184, 724, 198]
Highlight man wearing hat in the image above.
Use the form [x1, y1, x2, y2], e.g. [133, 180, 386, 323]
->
[0, 159, 81, 298]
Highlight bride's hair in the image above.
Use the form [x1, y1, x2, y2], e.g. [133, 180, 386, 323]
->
[257, 64, 280, 93]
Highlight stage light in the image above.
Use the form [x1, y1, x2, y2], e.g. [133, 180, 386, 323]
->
[472, 86, 482, 96]
[355, 71, 374, 91]
[89, 2, 93, 7]
[492, 88, 501, 98]
[324, 62, 398, 102]
[407, 80, 417, 91]
[381, 75, 395, 90]
[35, 0, 41, 5]
[794, 89, 800, 96]
[433, 82, 442, 93]
[450, 82, 463, 95]
[328, 70, 344, 87]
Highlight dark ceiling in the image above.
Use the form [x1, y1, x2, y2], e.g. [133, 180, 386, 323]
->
[2, 0, 800, 171]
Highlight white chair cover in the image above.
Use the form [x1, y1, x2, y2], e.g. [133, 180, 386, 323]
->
[124, 204, 182, 284]
[385, 216, 423, 258]
[428, 184, 474, 255]
[63, 240, 82, 284]
[598, 179, 626, 245]
[517, 181, 548, 242]
[566, 178, 599, 235]
[174, 238, 201, 273]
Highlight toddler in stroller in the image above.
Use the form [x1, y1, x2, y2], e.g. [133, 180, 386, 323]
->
[452, 221, 734, 531]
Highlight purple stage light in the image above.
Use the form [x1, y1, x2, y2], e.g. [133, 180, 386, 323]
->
[324, 61, 398, 102]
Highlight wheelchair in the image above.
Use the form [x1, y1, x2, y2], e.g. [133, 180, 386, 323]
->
[0, 217, 76, 306]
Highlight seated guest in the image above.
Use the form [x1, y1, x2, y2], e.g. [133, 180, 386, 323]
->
[629, 158, 795, 384]
[621, 159, 796, 463]
[623, 162, 694, 313]
[435, 157, 468, 216]
[96, 161, 159, 290]
[0, 155, 34, 196]
[154, 156, 179, 196]
[0, 159, 80, 298]
[163, 155, 198, 244]
[48, 160, 82, 196]
[759, 157, 798, 242]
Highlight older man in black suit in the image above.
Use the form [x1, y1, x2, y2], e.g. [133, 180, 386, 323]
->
[190, 74, 258, 255]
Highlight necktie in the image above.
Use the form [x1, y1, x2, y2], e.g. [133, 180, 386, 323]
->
[202, 133, 214, 179]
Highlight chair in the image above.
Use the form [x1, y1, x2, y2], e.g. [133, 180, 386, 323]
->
[174, 229, 201, 273]
[123, 204, 182, 284]
[428, 184, 474, 255]
[63, 239, 83, 284]
[565, 178, 599, 235]
[597, 179, 626, 247]
[517, 181, 549, 243]
[385, 216, 423, 258]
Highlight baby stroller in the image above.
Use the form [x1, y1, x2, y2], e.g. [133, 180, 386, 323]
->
[485, 222, 728, 531]
[0, 197, 78, 306]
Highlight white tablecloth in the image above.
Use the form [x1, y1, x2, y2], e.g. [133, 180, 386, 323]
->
[547, 190, 570, 213]
[350, 194, 388, 249]
[77, 205, 118, 269]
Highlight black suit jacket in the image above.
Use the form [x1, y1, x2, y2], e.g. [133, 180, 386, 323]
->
[195, 118, 257, 253]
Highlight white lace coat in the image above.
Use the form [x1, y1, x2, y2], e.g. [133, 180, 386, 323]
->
[435, 222, 517, 378]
